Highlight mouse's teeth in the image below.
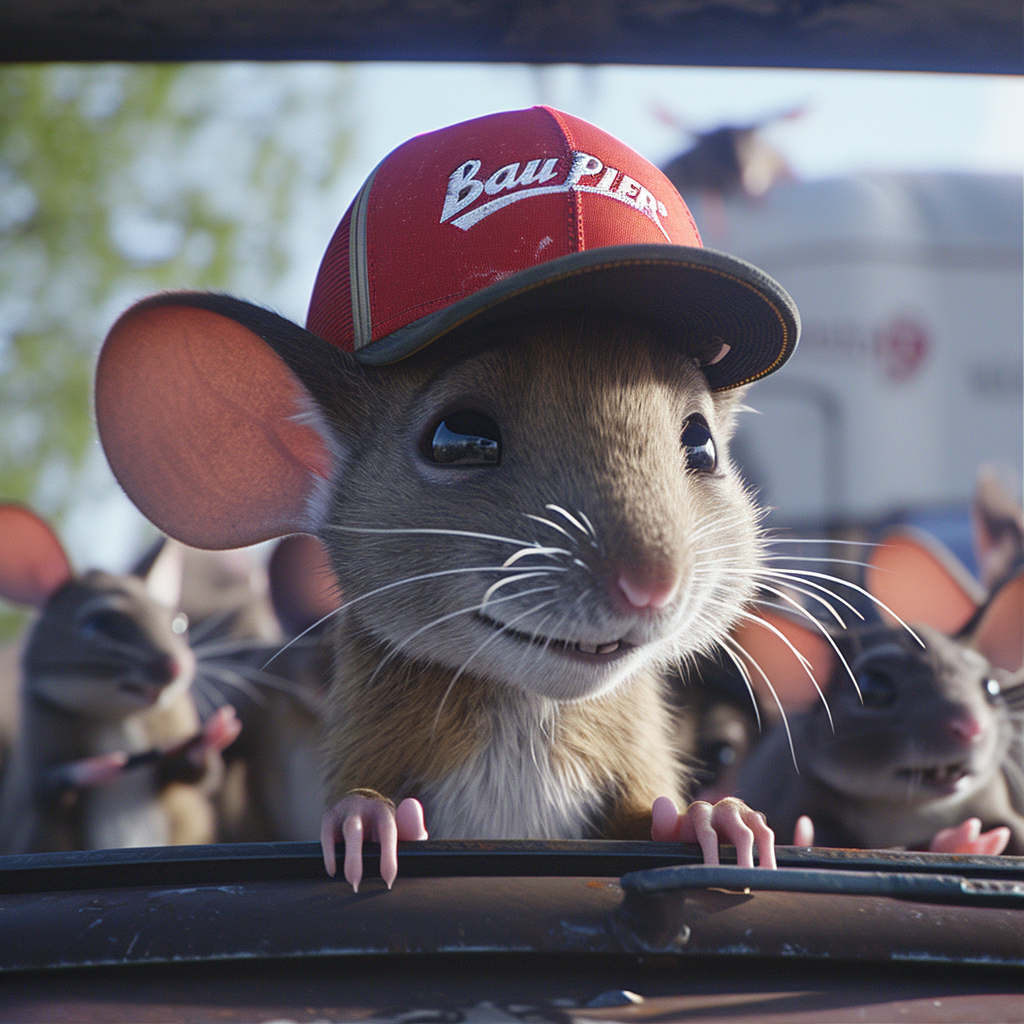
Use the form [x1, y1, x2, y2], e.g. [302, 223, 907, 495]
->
[575, 640, 621, 655]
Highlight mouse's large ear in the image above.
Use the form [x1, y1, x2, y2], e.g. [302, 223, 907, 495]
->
[971, 570, 1024, 674]
[732, 608, 836, 714]
[865, 527, 984, 635]
[0, 504, 74, 609]
[142, 538, 185, 611]
[96, 293, 348, 550]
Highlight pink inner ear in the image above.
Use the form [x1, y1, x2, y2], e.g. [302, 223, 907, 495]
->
[973, 573, 1024, 673]
[96, 303, 334, 550]
[0, 504, 73, 608]
[733, 609, 836, 714]
[866, 529, 982, 634]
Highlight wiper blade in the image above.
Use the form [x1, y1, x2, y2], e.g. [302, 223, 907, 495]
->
[621, 864, 1024, 910]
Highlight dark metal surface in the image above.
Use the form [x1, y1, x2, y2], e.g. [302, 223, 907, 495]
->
[0, 844, 1023, 973]
[2, 0, 1022, 71]
[4, 840, 1024, 895]
[3, 875, 1024, 971]
[1, 954, 1023, 1024]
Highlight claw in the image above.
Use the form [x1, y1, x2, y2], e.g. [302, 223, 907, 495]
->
[929, 817, 1010, 856]
[321, 793, 428, 890]
[651, 794, 776, 868]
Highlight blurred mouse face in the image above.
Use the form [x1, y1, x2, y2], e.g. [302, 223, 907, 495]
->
[803, 624, 1010, 804]
[321, 316, 762, 703]
[25, 571, 195, 721]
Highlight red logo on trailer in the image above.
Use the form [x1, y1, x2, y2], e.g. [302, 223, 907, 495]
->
[876, 316, 931, 383]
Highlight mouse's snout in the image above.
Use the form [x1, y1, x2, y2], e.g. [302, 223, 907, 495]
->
[612, 562, 681, 614]
[947, 708, 984, 746]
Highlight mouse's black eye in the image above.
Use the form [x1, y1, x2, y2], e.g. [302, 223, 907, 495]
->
[424, 411, 501, 466]
[984, 677, 1002, 700]
[681, 414, 717, 472]
[77, 609, 144, 647]
[856, 669, 897, 708]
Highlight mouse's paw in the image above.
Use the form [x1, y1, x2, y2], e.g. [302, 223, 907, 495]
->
[320, 790, 428, 891]
[62, 751, 130, 788]
[793, 815, 815, 847]
[928, 817, 1010, 856]
[194, 705, 242, 761]
[652, 795, 776, 869]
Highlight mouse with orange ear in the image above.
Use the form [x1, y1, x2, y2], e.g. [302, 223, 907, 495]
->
[0, 504, 241, 854]
[734, 528, 1024, 855]
[92, 107, 807, 887]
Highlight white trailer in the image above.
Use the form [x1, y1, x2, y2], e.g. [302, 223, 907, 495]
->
[685, 173, 1023, 534]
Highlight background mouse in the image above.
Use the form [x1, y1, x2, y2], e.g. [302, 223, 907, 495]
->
[0, 503, 241, 853]
[734, 529, 1024, 853]
[93, 109, 804, 887]
[194, 533, 337, 843]
[669, 651, 760, 805]
[126, 533, 335, 843]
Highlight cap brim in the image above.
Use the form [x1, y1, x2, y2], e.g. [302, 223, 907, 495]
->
[353, 244, 799, 391]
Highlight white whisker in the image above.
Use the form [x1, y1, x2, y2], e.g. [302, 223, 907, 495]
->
[365, 584, 561, 695]
[739, 609, 834, 732]
[481, 571, 560, 609]
[197, 663, 269, 707]
[502, 546, 572, 567]
[544, 504, 589, 539]
[325, 524, 545, 549]
[432, 597, 559, 735]
[261, 562, 564, 670]
[575, 509, 598, 541]
[765, 569, 924, 647]
[723, 634, 799, 772]
[751, 586, 862, 702]
[751, 570, 865, 624]
[524, 513, 578, 547]
[718, 643, 762, 733]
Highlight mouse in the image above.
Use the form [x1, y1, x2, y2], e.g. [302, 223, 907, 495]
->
[0, 503, 241, 854]
[192, 534, 337, 843]
[733, 527, 1024, 854]
[131, 534, 332, 843]
[93, 106, 803, 888]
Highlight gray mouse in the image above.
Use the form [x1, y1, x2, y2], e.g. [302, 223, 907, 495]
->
[133, 534, 332, 843]
[92, 107, 803, 888]
[734, 531, 1024, 854]
[0, 503, 240, 854]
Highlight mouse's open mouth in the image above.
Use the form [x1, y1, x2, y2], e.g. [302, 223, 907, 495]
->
[894, 761, 970, 793]
[476, 612, 631, 660]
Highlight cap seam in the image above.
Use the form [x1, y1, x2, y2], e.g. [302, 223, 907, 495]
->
[538, 105, 582, 256]
[349, 161, 382, 350]
[366, 255, 792, 390]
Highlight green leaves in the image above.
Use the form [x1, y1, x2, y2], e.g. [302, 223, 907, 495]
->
[0, 64, 351, 637]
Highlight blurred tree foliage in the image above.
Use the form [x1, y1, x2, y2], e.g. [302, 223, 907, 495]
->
[0, 64, 351, 640]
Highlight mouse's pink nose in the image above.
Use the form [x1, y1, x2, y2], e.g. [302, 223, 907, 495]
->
[615, 566, 679, 612]
[948, 712, 982, 744]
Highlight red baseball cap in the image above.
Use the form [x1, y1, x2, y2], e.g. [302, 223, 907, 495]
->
[307, 106, 798, 391]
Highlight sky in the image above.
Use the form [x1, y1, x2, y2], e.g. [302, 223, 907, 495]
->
[275, 62, 1024, 321]
[41, 62, 1024, 570]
